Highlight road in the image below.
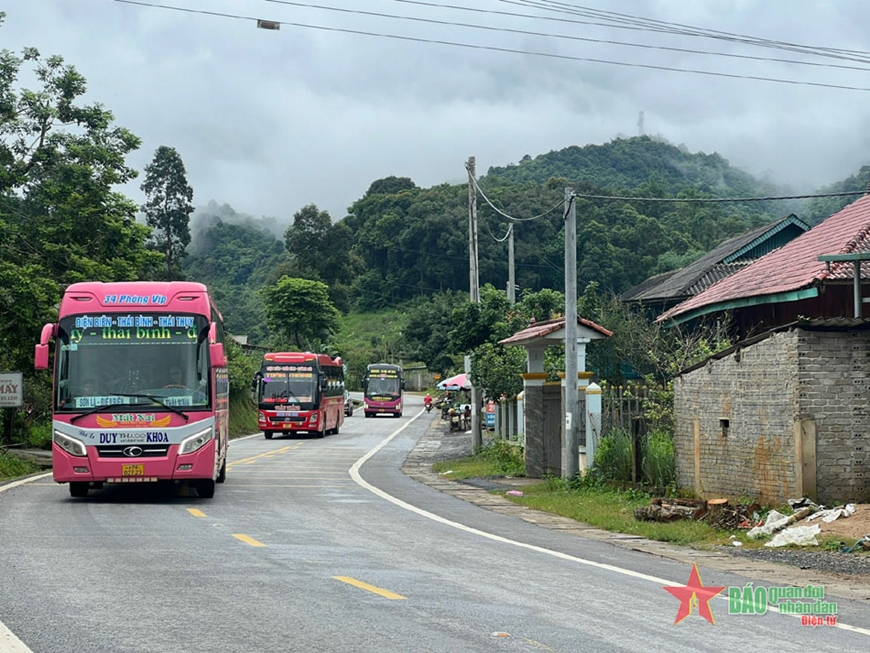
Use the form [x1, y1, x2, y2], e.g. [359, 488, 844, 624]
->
[1, 394, 868, 652]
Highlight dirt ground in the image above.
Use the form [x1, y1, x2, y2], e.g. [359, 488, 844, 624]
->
[793, 504, 870, 544]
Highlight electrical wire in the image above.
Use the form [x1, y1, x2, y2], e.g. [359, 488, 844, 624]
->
[393, 0, 870, 64]
[571, 189, 869, 203]
[106, 1, 870, 92]
[467, 168, 567, 222]
[502, 0, 870, 65]
[263, 0, 870, 73]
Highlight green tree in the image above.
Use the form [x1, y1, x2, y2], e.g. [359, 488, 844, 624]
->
[283, 204, 361, 311]
[0, 32, 158, 373]
[258, 276, 340, 349]
[141, 145, 194, 279]
[401, 290, 465, 374]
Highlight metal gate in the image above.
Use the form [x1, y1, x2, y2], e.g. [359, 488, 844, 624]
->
[542, 384, 562, 477]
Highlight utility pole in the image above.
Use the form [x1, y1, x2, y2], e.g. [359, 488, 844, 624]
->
[466, 156, 480, 303]
[564, 187, 578, 480]
[467, 156, 482, 451]
[507, 224, 516, 304]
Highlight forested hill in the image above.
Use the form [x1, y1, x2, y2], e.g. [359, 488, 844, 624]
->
[183, 135, 806, 338]
[485, 136, 784, 199]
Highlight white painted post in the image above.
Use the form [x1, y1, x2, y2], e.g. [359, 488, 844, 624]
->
[585, 382, 602, 472]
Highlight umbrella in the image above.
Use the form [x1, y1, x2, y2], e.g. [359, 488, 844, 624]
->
[437, 372, 471, 391]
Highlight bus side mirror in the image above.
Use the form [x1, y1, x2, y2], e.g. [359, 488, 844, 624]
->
[210, 343, 226, 368]
[320, 378, 328, 391]
[35, 344, 49, 370]
[35, 323, 55, 370]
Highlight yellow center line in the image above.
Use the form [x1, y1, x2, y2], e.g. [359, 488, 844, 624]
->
[227, 446, 294, 468]
[333, 576, 406, 600]
[232, 534, 267, 547]
[187, 508, 206, 517]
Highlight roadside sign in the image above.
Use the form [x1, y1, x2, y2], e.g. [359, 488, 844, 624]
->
[0, 372, 23, 407]
[485, 400, 496, 429]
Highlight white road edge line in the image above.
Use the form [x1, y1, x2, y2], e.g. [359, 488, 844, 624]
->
[349, 409, 870, 637]
[0, 471, 52, 494]
[0, 622, 32, 653]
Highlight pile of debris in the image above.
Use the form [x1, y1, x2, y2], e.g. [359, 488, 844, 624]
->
[634, 494, 865, 549]
[633, 497, 708, 522]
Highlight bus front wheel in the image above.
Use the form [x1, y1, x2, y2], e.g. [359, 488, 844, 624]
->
[69, 482, 89, 498]
[264, 431, 273, 440]
[197, 479, 216, 498]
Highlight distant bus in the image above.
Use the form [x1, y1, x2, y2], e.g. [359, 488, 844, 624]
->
[254, 352, 345, 439]
[35, 281, 230, 499]
[362, 363, 404, 418]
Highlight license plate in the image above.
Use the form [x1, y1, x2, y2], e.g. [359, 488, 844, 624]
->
[282, 423, 294, 428]
[122, 464, 144, 477]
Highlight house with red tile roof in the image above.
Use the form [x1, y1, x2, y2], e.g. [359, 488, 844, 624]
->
[658, 195, 870, 337]
[661, 194, 870, 505]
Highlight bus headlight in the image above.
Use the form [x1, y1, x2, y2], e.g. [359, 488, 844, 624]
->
[54, 431, 87, 457]
[179, 427, 214, 455]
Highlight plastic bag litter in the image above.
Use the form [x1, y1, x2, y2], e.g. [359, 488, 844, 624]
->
[788, 497, 818, 510]
[764, 524, 821, 548]
[506, 490, 524, 497]
[747, 510, 791, 539]
[841, 535, 870, 553]
[806, 503, 856, 523]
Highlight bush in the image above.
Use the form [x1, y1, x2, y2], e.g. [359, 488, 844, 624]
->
[593, 427, 632, 481]
[25, 422, 52, 450]
[641, 430, 675, 489]
[479, 439, 525, 476]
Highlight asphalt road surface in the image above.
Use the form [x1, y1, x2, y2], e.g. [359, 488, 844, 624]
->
[1, 394, 869, 652]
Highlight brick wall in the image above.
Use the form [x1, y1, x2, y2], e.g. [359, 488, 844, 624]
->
[675, 328, 870, 505]
[798, 330, 870, 502]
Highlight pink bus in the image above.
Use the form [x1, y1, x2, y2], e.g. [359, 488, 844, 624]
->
[362, 363, 404, 418]
[34, 281, 230, 498]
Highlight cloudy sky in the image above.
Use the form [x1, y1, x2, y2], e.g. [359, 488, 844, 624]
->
[6, 1, 870, 223]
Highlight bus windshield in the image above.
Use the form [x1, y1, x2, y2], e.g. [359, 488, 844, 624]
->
[260, 363, 317, 406]
[365, 376, 401, 399]
[54, 312, 211, 411]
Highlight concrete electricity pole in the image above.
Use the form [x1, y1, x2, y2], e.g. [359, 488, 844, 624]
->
[466, 156, 480, 303]
[467, 157, 482, 451]
[507, 224, 516, 304]
[564, 187, 579, 480]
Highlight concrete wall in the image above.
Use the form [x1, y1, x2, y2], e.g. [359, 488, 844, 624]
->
[674, 328, 870, 505]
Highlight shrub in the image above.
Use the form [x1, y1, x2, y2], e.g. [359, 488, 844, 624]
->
[641, 430, 675, 489]
[593, 427, 632, 481]
[26, 422, 52, 450]
[479, 439, 525, 476]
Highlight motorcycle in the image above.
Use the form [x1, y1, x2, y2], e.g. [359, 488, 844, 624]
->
[425, 402, 433, 413]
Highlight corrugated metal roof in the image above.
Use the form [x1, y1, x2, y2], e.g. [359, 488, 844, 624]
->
[659, 194, 870, 322]
[629, 215, 807, 303]
[619, 270, 677, 301]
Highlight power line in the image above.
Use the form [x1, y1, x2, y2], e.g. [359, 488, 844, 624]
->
[263, 0, 870, 73]
[469, 173, 575, 222]
[106, 0, 870, 92]
[502, 0, 870, 65]
[573, 189, 869, 203]
[393, 0, 870, 63]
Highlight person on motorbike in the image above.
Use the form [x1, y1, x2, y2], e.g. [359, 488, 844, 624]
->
[424, 393, 433, 412]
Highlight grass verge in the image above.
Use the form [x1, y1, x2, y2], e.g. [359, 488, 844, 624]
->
[433, 446, 762, 549]
[0, 452, 43, 481]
